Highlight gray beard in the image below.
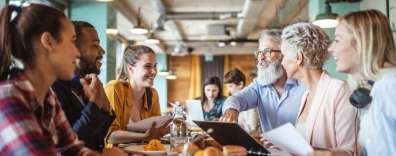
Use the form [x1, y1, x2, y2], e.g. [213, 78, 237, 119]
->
[256, 62, 284, 86]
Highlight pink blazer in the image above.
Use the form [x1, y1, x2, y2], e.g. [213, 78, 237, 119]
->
[297, 72, 357, 155]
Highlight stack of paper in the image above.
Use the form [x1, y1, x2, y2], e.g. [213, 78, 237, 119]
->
[265, 123, 313, 156]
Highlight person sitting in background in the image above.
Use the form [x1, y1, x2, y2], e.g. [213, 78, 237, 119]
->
[280, 22, 356, 156]
[329, 10, 396, 155]
[220, 29, 306, 134]
[201, 76, 226, 121]
[52, 21, 114, 152]
[0, 4, 99, 155]
[105, 45, 171, 145]
[224, 68, 259, 135]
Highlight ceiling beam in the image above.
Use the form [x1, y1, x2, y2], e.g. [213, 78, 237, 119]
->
[236, 0, 269, 38]
[279, 0, 308, 27]
[112, 0, 149, 28]
[165, 11, 239, 20]
[111, 0, 167, 53]
[152, 0, 187, 54]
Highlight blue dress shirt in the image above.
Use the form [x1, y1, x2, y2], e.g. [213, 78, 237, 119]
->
[223, 79, 306, 132]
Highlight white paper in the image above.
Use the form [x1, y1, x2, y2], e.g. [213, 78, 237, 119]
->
[265, 123, 313, 156]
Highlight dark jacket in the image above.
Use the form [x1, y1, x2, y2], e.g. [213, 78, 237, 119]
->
[52, 76, 115, 151]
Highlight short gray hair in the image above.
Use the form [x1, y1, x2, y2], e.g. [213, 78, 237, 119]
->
[259, 29, 282, 45]
[281, 22, 329, 69]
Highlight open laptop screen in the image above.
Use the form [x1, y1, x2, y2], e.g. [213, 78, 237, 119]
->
[186, 100, 204, 121]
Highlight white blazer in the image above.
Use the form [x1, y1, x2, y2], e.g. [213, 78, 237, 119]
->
[297, 72, 357, 155]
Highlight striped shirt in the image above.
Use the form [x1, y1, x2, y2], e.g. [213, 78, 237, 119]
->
[0, 75, 84, 155]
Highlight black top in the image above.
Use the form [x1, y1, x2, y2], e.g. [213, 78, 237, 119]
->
[52, 76, 115, 151]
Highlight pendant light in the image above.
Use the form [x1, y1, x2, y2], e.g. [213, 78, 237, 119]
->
[130, 7, 149, 35]
[312, 0, 338, 28]
[145, 32, 160, 44]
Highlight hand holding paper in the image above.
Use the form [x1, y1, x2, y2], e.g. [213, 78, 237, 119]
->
[264, 123, 313, 156]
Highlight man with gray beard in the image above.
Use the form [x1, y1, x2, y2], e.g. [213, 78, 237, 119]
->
[220, 29, 306, 133]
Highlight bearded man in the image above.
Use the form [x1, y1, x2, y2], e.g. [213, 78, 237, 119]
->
[52, 21, 114, 152]
[220, 29, 306, 133]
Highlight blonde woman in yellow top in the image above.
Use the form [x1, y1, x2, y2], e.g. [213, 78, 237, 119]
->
[105, 45, 171, 145]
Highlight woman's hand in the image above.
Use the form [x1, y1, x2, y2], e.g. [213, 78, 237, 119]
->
[144, 119, 172, 141]
[259, 134, 280, 150]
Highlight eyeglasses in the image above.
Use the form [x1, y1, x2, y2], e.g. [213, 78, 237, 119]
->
[255, 48, 281, 58]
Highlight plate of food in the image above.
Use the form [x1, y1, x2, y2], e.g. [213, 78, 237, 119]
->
[123, 139, 169, 156]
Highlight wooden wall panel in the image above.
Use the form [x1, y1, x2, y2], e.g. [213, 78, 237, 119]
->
[168, 55, 193, 103]
[167, 54, 256, 103]
[226, 55, 257, 84]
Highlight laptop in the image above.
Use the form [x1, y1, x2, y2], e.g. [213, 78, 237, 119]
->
[185, 100, 205, 122]
[193, 120, 270, 155]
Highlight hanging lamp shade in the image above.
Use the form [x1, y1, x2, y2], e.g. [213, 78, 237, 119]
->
[166, 71, 177, 80]
[158, 69, 170, 76]
[145, 32, 160, 44]
[130, 27, 148, 35]
[312, 1, 338, 28]
[130, 7, 149, 35]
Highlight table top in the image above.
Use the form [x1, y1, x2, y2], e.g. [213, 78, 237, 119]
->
[117, 144, 292, 156]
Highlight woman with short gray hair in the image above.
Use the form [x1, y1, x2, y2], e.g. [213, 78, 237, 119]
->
[280, 23, 357, 156]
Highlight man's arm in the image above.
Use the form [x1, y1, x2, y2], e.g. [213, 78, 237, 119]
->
[72, 102, 115, 139]
[52, 77, 115, 151]
[220, 82, 260, 122]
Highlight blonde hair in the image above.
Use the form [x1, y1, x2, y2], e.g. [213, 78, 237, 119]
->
[338, 9, 396, 80]
[281, 22, 330, 69]
[116, 45, 155, 81]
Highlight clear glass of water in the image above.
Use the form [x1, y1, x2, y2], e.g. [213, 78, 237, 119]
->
[170, 136, 190, 153]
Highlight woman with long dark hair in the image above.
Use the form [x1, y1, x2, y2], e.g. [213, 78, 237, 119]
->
[0, 4, 98, 155]
[201, 76, 226, 121]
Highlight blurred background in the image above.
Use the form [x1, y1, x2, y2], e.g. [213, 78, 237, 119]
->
[2, 0, 394, 113]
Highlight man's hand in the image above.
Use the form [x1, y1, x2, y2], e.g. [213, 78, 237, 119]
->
[80, 74, 110, 112]
[219, 108, 239, 123]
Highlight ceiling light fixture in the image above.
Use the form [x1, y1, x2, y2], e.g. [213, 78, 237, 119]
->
[158, 69, 170, 76]
[106, 28, 119, 35]
[130, 7, 148, 35]
[217, 42, 226, 47]
[145, 32, 160, 44]
[166, 71, 177, 80]
[312, 0, 338, 28]
[230, 41, 237, 47]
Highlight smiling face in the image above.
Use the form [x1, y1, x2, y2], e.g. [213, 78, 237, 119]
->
[329, 23, 359, 74]
[128, 53, 157, 87]
[76, 27, 104, 75]
[256, 38, 285, 85]
[49, 18, 80, 80]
